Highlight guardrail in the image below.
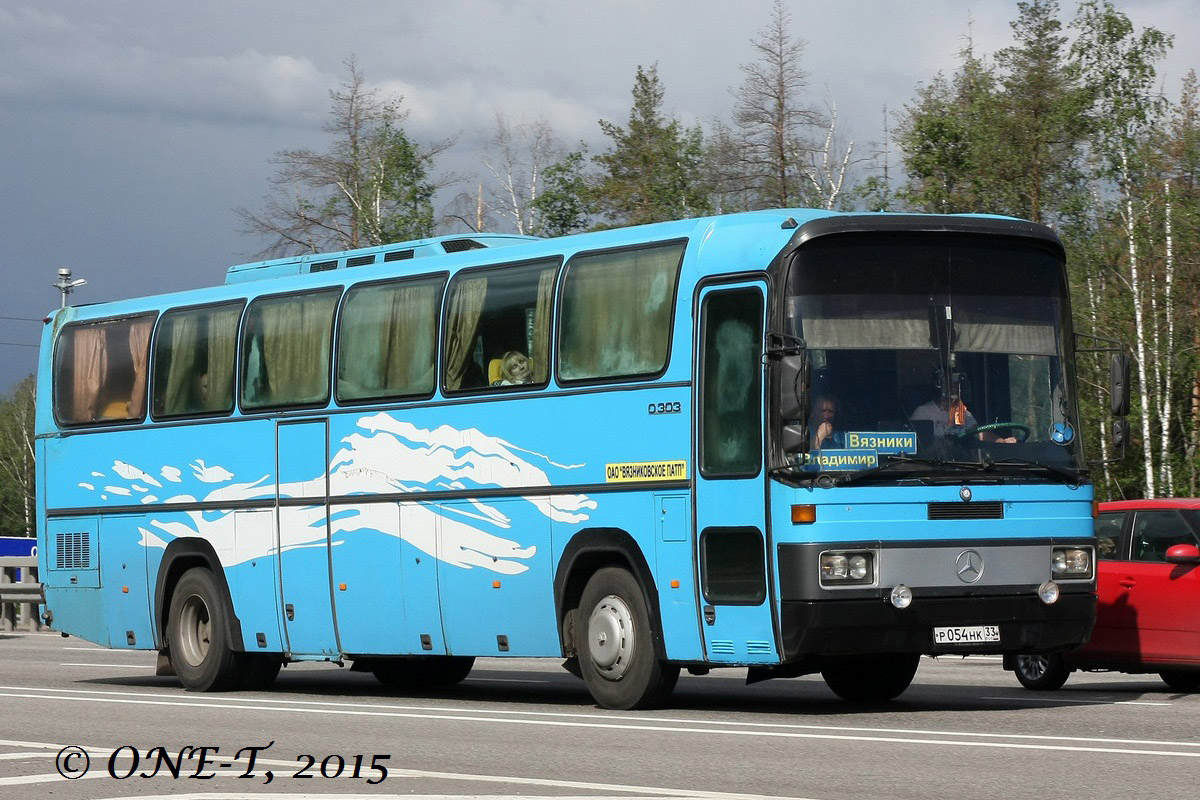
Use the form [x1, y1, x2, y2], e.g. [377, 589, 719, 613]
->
[0, 556, 43, 632]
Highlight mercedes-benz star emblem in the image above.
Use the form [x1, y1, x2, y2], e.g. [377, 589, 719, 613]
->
[955, 549, 985, 583]
[959, 486, 972, 502]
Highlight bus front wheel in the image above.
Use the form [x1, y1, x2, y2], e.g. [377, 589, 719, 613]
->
[821, 653, 920, 702]
[167, 567, 244, 692]
[577, 567, 679, 710]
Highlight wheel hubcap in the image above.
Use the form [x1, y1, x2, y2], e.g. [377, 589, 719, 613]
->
[587, 594, 634, 681]
[178, 593, 212, 667]
[1019, 655, 1047, 679]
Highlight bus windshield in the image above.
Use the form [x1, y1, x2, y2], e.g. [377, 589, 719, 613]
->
[784, 233, 1085, 479]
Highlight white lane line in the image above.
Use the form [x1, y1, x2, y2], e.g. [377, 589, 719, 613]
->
[0, 771, 110, 787]
[1, 690, 1198, 759]
[3, 683, 1194, 751]
[0, 753, 49, 760]
[981, 695, 1172, 706]
[59, 663, 155, 669]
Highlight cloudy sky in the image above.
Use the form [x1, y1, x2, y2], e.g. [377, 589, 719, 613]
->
[1, 0, 1195, 392]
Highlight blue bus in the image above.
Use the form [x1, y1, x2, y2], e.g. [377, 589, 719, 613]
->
[36, 209, 1112, 709]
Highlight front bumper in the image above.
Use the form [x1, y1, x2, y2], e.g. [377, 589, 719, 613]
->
[779, 592, 1095, 661]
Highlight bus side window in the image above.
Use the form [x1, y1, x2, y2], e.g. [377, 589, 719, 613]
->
[442, 259, 557, 392]
[152, 302, 242, 418]
[559, 241, 685, 383]
[240, 289, 340, 411]
[338, 276, 443, 402]
[53, 315, 155, 425]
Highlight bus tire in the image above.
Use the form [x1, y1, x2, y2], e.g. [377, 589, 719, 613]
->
[372, 656, 475, 690]
[821, 653, 920, 702]
[577, 567, 679, 710]
[167, 567, 245, 692]
[1159, 670, 1200, 692]
[239, 655, 282, 690]
[1013, 653, 1070, 690]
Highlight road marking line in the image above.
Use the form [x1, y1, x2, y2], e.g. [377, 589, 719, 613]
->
[3, 684, 1195, 750]
[1, 691, 1198, 759]
[58, 663, 156, 669]
[981, 695, 1172, 707]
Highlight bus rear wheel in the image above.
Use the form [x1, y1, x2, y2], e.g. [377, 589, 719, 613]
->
[167, 568, 245, 692]
[577, 567, 679, 710]
[371, 656, 475, 691]
[821, 653, 920, 702]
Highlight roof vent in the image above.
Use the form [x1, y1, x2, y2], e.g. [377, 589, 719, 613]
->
[346, 255, 376, 268]
[441, 238, 486, 253]
[384, 249, 415, 262]
[309, 260, 337, 273]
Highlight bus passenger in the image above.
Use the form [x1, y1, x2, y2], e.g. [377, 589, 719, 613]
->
[495, 351, 532, 385]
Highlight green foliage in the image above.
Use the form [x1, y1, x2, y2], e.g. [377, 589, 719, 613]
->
[592, 65, 711, 226]
[0, 375, 35, 537]
[530, 148, 593, 236]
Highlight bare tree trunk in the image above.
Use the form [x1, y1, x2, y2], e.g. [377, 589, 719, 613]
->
[1159, 180, 1176, 494]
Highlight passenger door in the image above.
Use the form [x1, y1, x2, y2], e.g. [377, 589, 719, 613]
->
[692, 282, 778, 664]
[1121, 510, 1200, 663]
[276, 419, 338, 656]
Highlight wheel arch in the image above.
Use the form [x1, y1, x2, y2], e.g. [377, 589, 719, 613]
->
[154, 538, 246, 653]
[553, 527, 667, 659]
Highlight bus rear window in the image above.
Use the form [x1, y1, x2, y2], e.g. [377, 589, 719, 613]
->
[54, 315, 155, 426]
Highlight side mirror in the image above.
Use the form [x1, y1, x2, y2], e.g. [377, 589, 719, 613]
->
[1165, 543, 1200, 565]
[781, 423, 808, 455]
[1111, 418, 1130, 450]
[778, 354, 809, 421]
[1110, 354, 1130, 417]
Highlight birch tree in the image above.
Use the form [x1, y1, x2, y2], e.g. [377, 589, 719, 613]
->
[1071, 0, 1172, 496]
[0, 376, 35, 537]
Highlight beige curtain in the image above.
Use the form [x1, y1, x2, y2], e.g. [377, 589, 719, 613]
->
[162, 313, 199, 415]
[531, 267, 555, 383]
[443, 276, 487, 390]
[71, 326, 106, 422]
[256, 292, 337, 406]
[205, 305, 238, 411]
[126, 317, 152, 417]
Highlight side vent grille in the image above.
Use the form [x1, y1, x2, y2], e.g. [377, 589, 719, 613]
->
[346, 255, 375, 267]
[441, 238, 486, 253]
[709, 640, 736, 655]
[384, 249, 415, 261]
[746, 640, 773, 655]
[55, 531, 91, 569]
[928, 502, 1004, 520]
[309, 260, 337, 273]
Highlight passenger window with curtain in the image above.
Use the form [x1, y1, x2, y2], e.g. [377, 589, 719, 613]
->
[152, 302, 242, 418]
[558, 241, 685, 382]
[442, 259, 557, 392]
[241, 289, 340, 410]
[338, 276, 443, 402]
[699, 288, 764, 477]
[54, 314, 155, 425]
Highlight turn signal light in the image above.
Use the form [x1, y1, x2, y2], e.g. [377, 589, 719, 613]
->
[791, 504, 816, 524]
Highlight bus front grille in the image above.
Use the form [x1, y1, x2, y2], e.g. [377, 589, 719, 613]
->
[927, 502, 1004, 520]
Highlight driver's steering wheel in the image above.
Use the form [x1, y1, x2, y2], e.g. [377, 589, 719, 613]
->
[963, 422, 1030, 442]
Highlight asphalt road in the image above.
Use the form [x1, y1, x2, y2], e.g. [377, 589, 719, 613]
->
[1, 632, 1197, 799]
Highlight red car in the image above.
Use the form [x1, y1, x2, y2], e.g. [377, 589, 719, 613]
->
[1013, 498, 1200, 691]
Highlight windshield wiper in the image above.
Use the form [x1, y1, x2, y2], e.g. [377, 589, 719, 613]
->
[979, 458, 1085, 487]
[827, 454, 988, 487]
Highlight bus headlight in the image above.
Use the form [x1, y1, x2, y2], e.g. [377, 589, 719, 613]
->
[1051, 546, 1093, 579]
[819, 551, 876, 586]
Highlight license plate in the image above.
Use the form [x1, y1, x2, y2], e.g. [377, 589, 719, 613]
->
[932, 625, 1001, 645]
